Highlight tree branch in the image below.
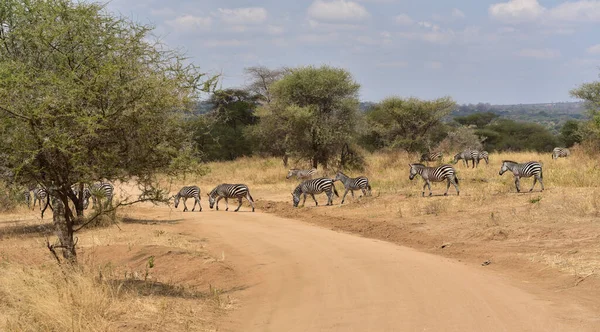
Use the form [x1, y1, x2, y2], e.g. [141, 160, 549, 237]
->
[0, 105, 32, 121]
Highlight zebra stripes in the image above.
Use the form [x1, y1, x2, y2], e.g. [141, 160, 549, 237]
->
[71, 184, 91, 209]
[499, 160, 544, 192]
[334, 171, 371, 204]
[286, 168, 317, 180]
[478, 151, 489, 164]
[409, 163, 460, 197]
[453, 150, 480, 168]
[420, 152, 443, 163]
[32, 187, 48, 210]
[90, 182, 114, 208]
[23, 190, 31, 209]
[292, 177, 339, 207]
[174, 186, 202, 212]
[552, 147, 570, 160]
[208, 184, 255, 212]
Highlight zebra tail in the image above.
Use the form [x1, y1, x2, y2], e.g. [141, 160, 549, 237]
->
[333, 185, 339, 197]
[455, 174, 459, 185]
[248, 192, 255, 202]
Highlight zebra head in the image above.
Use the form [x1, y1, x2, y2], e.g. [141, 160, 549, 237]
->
[292, 185, 302, 207]
[173, 194, 180, 208]
[408, 164, 419, 180]
[334, 171, 345, 182]
[452, 153, 460, 164]
[208, 193, 216, 209]
[286, 169, 297, 179]
[499, 161, 510, 175]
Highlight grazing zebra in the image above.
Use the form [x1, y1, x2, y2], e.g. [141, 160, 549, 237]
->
[420, 152, 443, 163]
[292, 177, 339, 207]
[334, 171, 371, 204]
[453, 149, 480, 168]
[208, 184, 255, 212]
[286, 168, 317, 180]
[552, 147, 570, 160]
[89, 182, 114, 208]
[32, 187, 48, 210]
[408, 164, 460, 197]
[71, 184, 91, 209]
[478, 151, 489, 164]
[23, 190, 31, 209]
[173, 186, 202, 212]
[499, 160, 544, 192]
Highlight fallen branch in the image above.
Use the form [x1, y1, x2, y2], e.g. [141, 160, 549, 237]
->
[574, 272, 595, 287]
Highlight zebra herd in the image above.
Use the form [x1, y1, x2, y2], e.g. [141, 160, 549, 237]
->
[23, 182, 115, 211]
[172, 183, 256, 212]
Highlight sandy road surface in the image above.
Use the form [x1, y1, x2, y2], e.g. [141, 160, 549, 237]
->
[148, 206, 596, 332]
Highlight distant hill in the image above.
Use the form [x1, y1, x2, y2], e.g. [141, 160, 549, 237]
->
[451, 102, 587, 132]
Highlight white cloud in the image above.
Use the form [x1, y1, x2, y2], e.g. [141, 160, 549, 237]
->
[515, 48, 561, 59]
[490, 0, 600, 23]
[548, 1, 600, 22]
[165, 15, 212, 32]
[394, 14, 413, 25]
[298, 32, 340, 43]
[587, 44, 600, 54]
[267, 25, 285, 35]
[217, 7, 267, 25]
[418, 21, 441, 32]
[452, 8, 466, 19]
[308, 0, 370, 22]
[489, 0, 545, 22]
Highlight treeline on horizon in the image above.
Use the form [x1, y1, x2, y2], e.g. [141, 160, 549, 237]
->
[188, 65, 598, 170]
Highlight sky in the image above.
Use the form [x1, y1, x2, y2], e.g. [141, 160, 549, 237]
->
[105, 0, 600, 104]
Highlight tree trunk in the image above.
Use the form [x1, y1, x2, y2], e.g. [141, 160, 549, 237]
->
[52, 195, 77, 263]
[282, 154, 289, 167]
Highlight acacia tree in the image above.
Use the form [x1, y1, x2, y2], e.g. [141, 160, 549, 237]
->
[250, 66, 361, 169]
[571, 76, 600, 149]
[0, 0, 213, 262]
[244, 66, 288, 105]
[363, 97, 456, 152]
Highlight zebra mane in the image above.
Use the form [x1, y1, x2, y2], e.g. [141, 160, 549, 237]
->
[410, 163, 426, 167]
[292, 183, 303, 196]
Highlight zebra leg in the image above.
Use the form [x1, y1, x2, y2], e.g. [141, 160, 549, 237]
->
[302, 193, 307, 207]
[225, 197, 229, 211]
[326, 190, 333, 206]
[235, 197, 243, 212]
[515, 177, 521, 192]
[452, 177, 460, 196]
[445, 179, 451, 196]
[427, 181, 433, 196]
[351, 190, 355, 197]
[538, 176, 545, 191]
[246, 193, 255, 212]
[341, 189, 349, 204]
[195, 196, 202, 212]
[422, 182, 428, 197]
[215, 196, 222, 210]
[182, 198, 188, 212]
[310, 194, 318, 206]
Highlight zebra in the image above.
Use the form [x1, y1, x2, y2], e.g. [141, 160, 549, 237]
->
[408, 164, 460, 197]
[420, 152, 443, 163]
[89, 182, 114, 208]
[292, 177, 339, 207]
[552, 147, 570, 160]
[453, 149, 480, 168]
[32, 187, 48, 210]
[173, 186, 202, 212]
[334, 171, 371, 204]
[208, 184, 255, 212]
[23, 190, 31, 209]
[478, 151, 489, 164]
[71, 184, 91, 209]
[286, 168, 317, 180]
[499, 160, 544, 193]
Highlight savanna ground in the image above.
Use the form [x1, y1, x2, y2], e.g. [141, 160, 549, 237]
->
[2, 150, 600, 330]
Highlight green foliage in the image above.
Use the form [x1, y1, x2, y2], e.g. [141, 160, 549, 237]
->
[0, 0, 213, 260]
[363, 96, 456, 152]
[436, 126, 485, 153]
[476, 119, 558, 152]
[559, 120, 582, 147]
[189, 89, 258, 161]
[250, 65, 361, 168]
[571, 78, 600, 151]
[454, 112, 499, 128]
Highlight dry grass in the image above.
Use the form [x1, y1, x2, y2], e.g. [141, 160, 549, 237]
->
[176, 149, 600, 280]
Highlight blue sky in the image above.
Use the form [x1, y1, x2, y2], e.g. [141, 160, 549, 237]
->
[106, 0, 600, 104]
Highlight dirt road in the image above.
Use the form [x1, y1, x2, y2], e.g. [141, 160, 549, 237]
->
[142, 206, 595, 332]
